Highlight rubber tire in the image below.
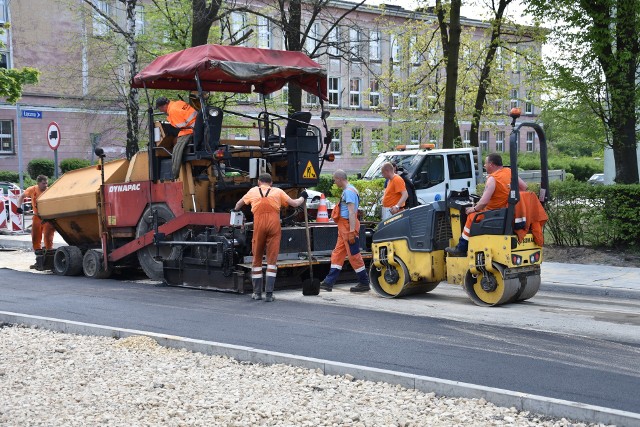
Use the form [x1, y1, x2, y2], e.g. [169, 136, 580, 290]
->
[135, 204, 183, 280]
[83, 249, 112, 279]
[53, 246, 84, 276]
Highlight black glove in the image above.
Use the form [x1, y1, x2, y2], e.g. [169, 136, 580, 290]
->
[300, 191, 309, 199]
[16, 207, 23, 214]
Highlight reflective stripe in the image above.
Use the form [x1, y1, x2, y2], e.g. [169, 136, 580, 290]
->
[175, 110, 198, 129]
[267, 265, 277, 270]
[354, 266, 366, 273]
[252, 267, 262, 272]
[515, 217, 526, 223]
[252, 274, 262, 279]
[461, 234, 469, 241]
[266, 271, 277, 277]
[463, 226, 470, 233]
[330, 264, 343, 270]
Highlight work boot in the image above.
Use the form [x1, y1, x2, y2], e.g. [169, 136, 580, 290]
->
[350, 283, 370, 293]
[445, 239, 468, 257]
[265, 292, 275, 302]
[319, 281, 333, 292]
[251, 293, 262, 300]
[251, 277, 263, 300]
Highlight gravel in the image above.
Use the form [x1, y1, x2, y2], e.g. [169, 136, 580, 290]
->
[0, 325, 608, 427]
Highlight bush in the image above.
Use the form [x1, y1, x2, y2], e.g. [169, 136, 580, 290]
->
[27, 158, 55, 179]
[311, 174, 334, 197]
[545, 181, 640, 248]
[0, 170, 20, 182]
[498, 153, 603, 182]
[330, 178, 386, 221]
[60, 158, 91, 173]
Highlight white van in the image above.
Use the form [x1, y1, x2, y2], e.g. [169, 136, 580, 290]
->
[363, 146, 479, 204]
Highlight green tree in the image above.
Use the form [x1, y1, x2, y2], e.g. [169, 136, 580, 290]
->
[0, 27, 39, 103]
[526, 0, 639, 184]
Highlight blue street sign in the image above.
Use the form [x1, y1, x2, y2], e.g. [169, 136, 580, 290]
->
[22, 110, 42, 119]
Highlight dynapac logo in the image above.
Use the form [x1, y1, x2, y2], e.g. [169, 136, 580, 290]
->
[108, 183, 141, 193]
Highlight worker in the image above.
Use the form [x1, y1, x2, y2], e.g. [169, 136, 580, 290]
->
[16, 175, 55, 253]
[445, 153, 528, 257]
[380, 162, 408, 220]
[155, 96, 198, 178]
[234, 173, 306, 302]
[320, 169, 371, 293]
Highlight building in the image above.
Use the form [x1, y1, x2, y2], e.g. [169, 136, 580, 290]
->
[0, 0, 542, 179]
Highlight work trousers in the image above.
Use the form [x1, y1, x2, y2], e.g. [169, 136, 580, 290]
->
[251, 210, 281, 293]
[325, 217, 366, 282]
[32, 215, 55, 251]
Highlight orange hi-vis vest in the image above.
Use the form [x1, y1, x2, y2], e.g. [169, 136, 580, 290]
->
[486, 167, 512, 211]
[167, 100, 197, 137]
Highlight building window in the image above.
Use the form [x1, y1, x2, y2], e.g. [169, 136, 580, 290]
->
[391, 34, 400, 63]
[526, 131, 535, 152]
[92, 0, 110, 36]
[351, 128, 363, 155]
[135, 5, 145, 35]
[0, 0, 7, 23]
[349, 28, 362, 61]
[496, 46, 503, 70]
[0, 120, 13, 154]
[463, 130, 470, 148]
[306, 22, 320, 53]
[510, 89, 519, 109]
[230, 12, 247, 45]
[280, 83, 288, 104]
[371, 128, 383, 154]
[410, 36, 420, 65]
[410, 130, 420, 144]
[349, 78, 361, 108]
[328, 27, 339, 56]
[328, 77, 340, 107]
[525, 92, 533, 114]
[0, 51, 8, 70]
[369, 30, 381, 61]
[392, 93, 400, 110]
[369, 79, 380, 109]
[496, 131, 505, 152]
[428, 131, 437, 144]
[306, 92, 318, 105]
[409, 94, 418, 110]
[257, 16, 271, 49]
[329, 128, 342, 153]
[480, 131, 489, 152]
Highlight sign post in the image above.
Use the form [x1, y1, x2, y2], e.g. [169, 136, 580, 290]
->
[47, 122, 61, 179]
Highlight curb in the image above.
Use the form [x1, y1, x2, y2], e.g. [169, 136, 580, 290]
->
[1, 311, 638, 427]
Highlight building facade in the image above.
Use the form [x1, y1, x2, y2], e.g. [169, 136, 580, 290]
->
[0, 0, 542, 178]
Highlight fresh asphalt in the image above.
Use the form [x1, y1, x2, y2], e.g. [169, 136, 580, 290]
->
[0, 268, 639, 415]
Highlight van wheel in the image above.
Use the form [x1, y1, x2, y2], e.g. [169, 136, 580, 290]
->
[53, 246, 84, 276]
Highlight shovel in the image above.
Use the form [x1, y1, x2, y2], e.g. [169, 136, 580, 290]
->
[301, 202, 321, 296]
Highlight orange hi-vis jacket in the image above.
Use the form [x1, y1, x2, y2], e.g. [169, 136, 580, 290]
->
[485, 167, 512, 211]
[514, 191, 548, 246]
[167, 100, 198, 137]
[382, 174, 407, 208]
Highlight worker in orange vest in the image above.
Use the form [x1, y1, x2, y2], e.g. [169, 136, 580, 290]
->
[445, 153, 528, 256]
[234, 173, 306, 302]
[155, 96, 198, 178]
[17, 175, 55, 253]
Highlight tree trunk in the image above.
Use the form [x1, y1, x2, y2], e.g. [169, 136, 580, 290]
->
[470, 0, 510, 148]
[441, 0, 461, 149]
[125, 0, 139, 160]
[285, 0, 303, 112]
[192, 0, 222, 47]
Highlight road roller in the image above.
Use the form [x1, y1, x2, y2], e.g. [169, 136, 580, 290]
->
[369, 111, 550, 306]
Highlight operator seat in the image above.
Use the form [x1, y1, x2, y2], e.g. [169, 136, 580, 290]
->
[266, 111, 312, 147]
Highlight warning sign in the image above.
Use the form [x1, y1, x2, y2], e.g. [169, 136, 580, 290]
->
[302, 161, 317, 179]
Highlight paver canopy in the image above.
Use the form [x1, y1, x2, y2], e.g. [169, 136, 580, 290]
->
[132, 44, 327, 100]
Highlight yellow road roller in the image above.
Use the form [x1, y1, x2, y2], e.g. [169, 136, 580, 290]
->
[369, 112, 549, 306]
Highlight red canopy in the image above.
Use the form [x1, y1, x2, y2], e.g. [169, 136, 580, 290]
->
[132, 44, 327, 100]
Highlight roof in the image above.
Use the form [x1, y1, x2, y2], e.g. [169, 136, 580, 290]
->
[132, 44, 327, 100]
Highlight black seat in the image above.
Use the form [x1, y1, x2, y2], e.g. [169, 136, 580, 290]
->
[267, 111, 312, 146]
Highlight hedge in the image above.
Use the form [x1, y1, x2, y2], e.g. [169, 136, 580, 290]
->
[0, 170, 19, 182]
[27, 158, 55, 179]
[60, 158, 92, 173]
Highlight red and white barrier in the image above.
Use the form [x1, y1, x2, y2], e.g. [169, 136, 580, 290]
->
[1, 188, 24, 232]
[0, 188, 7, 230]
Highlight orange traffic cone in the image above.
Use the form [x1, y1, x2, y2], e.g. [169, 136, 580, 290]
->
[316, 193, 329, 223]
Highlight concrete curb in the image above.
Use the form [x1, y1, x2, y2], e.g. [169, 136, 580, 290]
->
[1, 311, 638, 427]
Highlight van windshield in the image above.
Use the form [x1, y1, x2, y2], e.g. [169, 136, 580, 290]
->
[363, 154, 423, 179]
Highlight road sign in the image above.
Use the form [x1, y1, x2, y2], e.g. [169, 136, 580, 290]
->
[47, 122, 61, 150]
[22, 110, 42, 119]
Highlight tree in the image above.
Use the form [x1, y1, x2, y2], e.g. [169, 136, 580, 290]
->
[0, 27, 39, 103]
[436, 0, 462, 148]
[526, 0, 639, 184]
[82, 0, 141, 160]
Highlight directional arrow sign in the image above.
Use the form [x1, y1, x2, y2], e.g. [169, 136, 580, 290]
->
[47, 122, 61, 151]
[22, 110, 43, 119]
